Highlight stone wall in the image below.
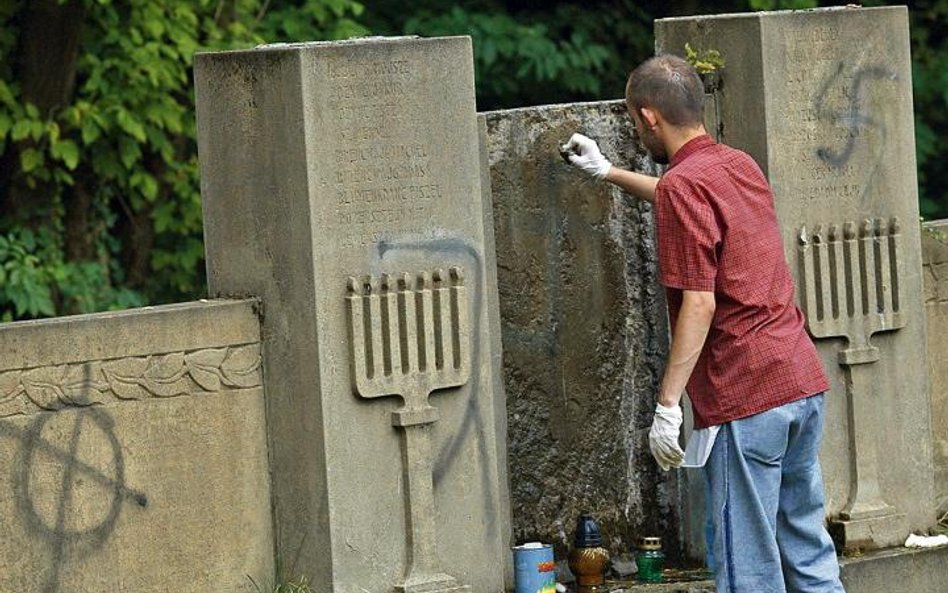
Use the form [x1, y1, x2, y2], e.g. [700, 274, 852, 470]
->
[483, 101, 681, 560]
[923, 219, 948, 513]
[0, 300, 272, 593]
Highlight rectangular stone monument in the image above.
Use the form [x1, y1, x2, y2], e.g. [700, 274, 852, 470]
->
[482, 102, 682, 559]
[657, 6, 934, 552]
[194, 37, 512, 593]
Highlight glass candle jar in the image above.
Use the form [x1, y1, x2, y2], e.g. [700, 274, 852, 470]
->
[635, 537, 665, 583]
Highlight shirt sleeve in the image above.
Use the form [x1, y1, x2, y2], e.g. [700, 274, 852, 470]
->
[655, 179, 721, 292]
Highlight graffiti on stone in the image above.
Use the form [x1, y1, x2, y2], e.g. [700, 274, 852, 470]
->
[1, 407, 146, 593]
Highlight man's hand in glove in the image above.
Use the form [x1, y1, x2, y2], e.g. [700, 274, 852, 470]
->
[649, 403, 685, 471]
[560, 133, 612, 180]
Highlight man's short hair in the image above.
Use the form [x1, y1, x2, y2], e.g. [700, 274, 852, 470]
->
[625, 54, 703, 127]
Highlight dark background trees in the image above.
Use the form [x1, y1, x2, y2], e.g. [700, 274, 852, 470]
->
[0, 0, 944, 320]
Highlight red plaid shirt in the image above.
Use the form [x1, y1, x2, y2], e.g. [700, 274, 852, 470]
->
[655, 135, 828, 428]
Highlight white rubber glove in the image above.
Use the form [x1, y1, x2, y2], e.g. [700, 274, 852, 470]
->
[648, 403, 685, 471]
[560, 133, 612, 180]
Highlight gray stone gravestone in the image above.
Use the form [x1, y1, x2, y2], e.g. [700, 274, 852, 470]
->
[656, 6, 934, 551]
[482, 101, 680, 560]
[194, 37, 512, 593]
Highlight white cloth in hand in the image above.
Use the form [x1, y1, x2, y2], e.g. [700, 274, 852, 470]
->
[561, 133, 612, 180]
[649, 403, 685, 471]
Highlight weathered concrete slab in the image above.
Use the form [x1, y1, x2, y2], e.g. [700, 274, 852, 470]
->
[483, 101, 679, 559]
[657, 6, 933, 552]
[0, 300, 271, 593]
[839, 545, 948, 593]
[195, 36, 511, 593]
[922, 220, 948, 513]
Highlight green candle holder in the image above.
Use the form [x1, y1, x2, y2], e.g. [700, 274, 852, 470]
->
[635, 537, 665, 583]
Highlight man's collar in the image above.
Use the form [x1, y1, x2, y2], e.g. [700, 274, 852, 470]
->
[667, 134, 715, 169]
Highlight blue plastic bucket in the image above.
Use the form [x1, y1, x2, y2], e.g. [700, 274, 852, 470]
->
[513, 543, 556, 593]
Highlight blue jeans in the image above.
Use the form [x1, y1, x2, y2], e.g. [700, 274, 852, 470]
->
[703, 394, 846, 593]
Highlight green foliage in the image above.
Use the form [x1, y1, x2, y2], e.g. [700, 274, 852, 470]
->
[403, 5, 611, 108]
[1, 1, 232, 317]
[748, 0, 818, 10]
[684, 43, 725, 74]
[256, 0, 368, 41]
[0, 230, 56, 321]
[0, 0, 366, 320]
[0, 228, 143, 322]
[904, 0, 948, 219]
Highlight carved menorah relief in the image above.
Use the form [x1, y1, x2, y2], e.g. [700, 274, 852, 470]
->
[798, 217, 904, 363]
[346, 267, 471, 593]
[797, 217, 904, 535]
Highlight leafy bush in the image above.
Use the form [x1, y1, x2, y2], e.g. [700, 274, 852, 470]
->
[0, 0, 365, 320]
[404, 6, 611, 108]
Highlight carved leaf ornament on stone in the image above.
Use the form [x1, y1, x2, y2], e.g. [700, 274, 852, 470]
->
[0, 345, 261, 416]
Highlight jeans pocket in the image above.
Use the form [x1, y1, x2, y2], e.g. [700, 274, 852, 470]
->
[734, 407, 789, 465]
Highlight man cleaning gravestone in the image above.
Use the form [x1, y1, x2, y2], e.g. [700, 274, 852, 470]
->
[562, 54, 846, 593]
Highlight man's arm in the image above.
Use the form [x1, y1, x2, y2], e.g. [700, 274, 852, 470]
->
[659, 289, 716, 407]
[604, 167, 658, 203]
[648, 289, 715, 470]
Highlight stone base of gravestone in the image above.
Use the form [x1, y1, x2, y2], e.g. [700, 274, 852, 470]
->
[840, 545, 948, 593]
[657, 6, 933, 553]
[195, 36, 511, 593]
[483, 101, 683, 561]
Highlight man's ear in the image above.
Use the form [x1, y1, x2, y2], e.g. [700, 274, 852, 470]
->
[639, 107, 659, 130]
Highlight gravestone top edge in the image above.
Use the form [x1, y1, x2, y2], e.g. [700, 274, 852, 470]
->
[656, 4, 904, 25]
[922, 220, 948, 265]
[0, 298, 258, 334]
[0, 299, 261, 373]
[481, 99, 626, 119]
[195, 35, 471, 59]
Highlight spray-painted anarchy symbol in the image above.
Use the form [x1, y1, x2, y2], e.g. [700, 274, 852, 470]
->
[1, 407, 147, 593]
